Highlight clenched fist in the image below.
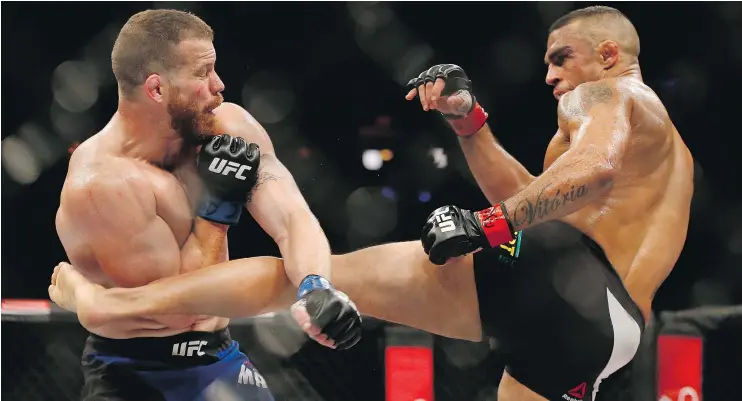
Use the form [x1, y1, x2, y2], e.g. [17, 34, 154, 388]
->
[421, 203, 515, 265]
[290, 275, 362, 350]
[197, 134, 261, 225]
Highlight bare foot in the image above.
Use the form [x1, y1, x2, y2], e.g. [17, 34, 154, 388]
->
[49, 262, 102, 325]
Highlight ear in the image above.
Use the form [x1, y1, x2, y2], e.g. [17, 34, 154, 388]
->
[144, 74, 164, 103]
[597, 41, 620, 69]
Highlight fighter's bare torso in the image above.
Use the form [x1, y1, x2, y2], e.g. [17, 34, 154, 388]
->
[56, 116, 229, 336]
[542, 76, 693, 320]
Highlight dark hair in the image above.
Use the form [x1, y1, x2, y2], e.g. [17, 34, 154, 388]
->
[548, 6, 640, 57]
[549, 6, 628, 34]
[111, 9, 214, 97]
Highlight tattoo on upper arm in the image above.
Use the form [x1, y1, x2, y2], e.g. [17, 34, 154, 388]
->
[560, 83, 613, 118]
[246, 155, 279, 204]
[510, 182, 589, 227]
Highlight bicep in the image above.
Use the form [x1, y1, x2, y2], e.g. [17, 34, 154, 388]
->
[246, 154, 308, 241]
[214, 102, 309, 240]
[69, 178, 181, 287]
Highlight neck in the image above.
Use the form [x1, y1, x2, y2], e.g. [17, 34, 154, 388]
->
[606, 61, 643, 82]
[114, 100, 184, 166]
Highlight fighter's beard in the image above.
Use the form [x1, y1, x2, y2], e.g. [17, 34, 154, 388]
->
[168, 96, 222, 148]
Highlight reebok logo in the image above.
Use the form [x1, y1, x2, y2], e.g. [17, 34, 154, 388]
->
[433, 207, 456, 233]
[562, 382, 587, 401]
[208, 158, 252, 180]
[172, 340, 207, 357]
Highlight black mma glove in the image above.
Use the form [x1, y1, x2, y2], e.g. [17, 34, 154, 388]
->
[421, 203, 515, 265]
[296, 275, 362, 350]
[407, 64, 489, 137]
[197, 134, 260, 225]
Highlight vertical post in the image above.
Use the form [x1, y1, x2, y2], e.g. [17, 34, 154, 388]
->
[657, 335, 703, 401]
[384, 324, 434, 401]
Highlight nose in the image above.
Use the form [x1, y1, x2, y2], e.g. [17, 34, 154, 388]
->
[212, 72, 225, 94]
[545, 65, 560, 86]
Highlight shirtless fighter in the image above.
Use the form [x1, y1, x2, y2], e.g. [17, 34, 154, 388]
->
[54, 9, 360, 401]
[50, 6, 693, 401]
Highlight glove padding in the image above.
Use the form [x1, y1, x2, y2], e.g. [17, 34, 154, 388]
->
[421, 204, 515, 265]
[291, 275, 362, 350]
[197, 134, 260, 225]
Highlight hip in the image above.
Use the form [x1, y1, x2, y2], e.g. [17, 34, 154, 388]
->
[81, 328, 274, 400]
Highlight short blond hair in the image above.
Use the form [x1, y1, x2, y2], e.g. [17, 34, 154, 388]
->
[111, 9, 214, 96]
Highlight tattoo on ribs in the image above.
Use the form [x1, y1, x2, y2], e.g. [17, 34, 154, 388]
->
[561, 83, 613, 117]
[510, 183, 589, 227]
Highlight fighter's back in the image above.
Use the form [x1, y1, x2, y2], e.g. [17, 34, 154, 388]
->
[56, 121, 227, 336]
[554, 77, 694, 318]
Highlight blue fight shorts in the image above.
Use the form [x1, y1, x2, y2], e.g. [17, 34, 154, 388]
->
[80, 328, 274, 401]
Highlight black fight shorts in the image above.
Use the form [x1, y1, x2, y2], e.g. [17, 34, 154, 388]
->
[473, 221, 645, 401]
[81, 328, 274, 401]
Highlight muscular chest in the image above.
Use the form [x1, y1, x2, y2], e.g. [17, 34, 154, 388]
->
[138, 161, 203, 248]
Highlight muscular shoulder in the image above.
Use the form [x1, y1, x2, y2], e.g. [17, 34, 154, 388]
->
[557, 79, 628, 121]
[62, 157, 154, 222]
[213, 102, 275, 154]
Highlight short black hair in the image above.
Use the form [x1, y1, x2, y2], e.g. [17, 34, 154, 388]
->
[548, 5, 640, 57]
[549, 5, 628, 34]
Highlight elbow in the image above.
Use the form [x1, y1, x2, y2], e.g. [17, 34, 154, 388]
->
[594, 161, 616, 191]
[582, 145, 617, 191]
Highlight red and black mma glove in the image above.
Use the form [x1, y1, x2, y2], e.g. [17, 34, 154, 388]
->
[196, 134, 261, 225]
[406, 64, 489, 137]
[421, 203, 515, 265]
[297, 275, 363, 350]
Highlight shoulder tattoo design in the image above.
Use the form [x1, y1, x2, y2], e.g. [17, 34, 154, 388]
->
[560, 83, 613, 118]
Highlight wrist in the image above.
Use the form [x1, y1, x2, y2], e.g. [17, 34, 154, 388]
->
[297, 274, 334, 300]
[475, 203, 515, 247]
[197, 195, 243, 226]
[446, 102, 488, 137]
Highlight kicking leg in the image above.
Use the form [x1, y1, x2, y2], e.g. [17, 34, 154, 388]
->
[52, 242, 482, 341]
[50, 257, 296, 335]
[498, 372, 549, 401]
[329, 241, 482, 341]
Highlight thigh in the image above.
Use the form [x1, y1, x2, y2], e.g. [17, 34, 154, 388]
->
[331, 241, 482, 341]
[81, 346, 275, 401]
[81, 355, 165, 401]
[195, 350, 275, 401]
[498, 372, 548, 401]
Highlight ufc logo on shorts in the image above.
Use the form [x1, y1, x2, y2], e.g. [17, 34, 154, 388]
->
[208, 158, 252, 180]
[434, 207, 456, 233]
[172, 340, 207, 357]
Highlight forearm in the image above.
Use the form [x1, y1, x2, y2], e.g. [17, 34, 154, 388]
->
[459, 124, 535, 203]
[91, 257, 295, 321]
[277, 210, 332, 286]
[502, 153, 614, 232]
[181, 218, 229, 267]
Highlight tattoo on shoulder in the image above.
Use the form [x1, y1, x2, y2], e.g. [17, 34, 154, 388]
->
[560, 82, 613, 118]
[246, 155, 279, 204]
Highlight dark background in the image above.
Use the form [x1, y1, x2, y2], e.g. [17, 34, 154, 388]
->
[3, 2, 742, 313]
